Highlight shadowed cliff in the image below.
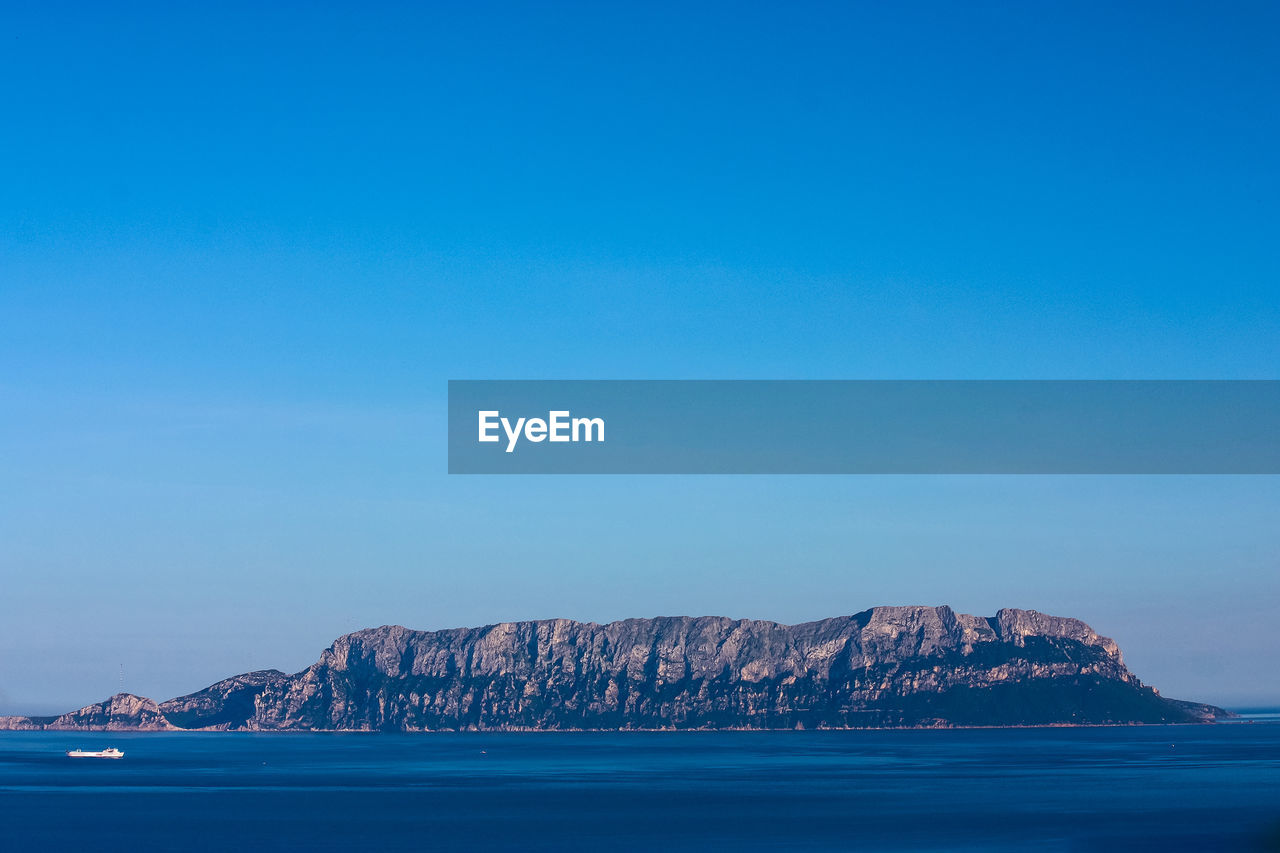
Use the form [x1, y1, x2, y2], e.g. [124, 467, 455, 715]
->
[0, 607, 1229, 731]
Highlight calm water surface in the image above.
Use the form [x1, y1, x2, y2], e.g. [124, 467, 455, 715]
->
[2, 724, 1278, 851]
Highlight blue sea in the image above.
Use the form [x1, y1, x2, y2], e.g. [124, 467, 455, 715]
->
[2, 724, 1278, 851]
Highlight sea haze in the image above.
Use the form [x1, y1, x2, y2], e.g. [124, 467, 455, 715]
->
[2, 725, 1278, 851]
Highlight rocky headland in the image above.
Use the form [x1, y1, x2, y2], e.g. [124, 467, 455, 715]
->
[0, 607, 1228, 731]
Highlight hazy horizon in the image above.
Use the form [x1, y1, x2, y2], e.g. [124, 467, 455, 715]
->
[7, 579, 1279, 715]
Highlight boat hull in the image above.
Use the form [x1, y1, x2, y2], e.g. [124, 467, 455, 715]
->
[66, 750, 124, 759]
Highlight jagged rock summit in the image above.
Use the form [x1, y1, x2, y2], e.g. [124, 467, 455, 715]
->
[0, 607, 1228, 731]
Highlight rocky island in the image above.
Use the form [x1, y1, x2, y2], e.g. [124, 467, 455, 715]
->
[0, 606, 1227, 731]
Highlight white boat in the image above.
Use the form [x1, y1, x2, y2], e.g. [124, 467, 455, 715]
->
[66, 748, 124, 759]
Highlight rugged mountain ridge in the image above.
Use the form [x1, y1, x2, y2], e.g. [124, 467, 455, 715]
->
[0, 607, 1228, 731]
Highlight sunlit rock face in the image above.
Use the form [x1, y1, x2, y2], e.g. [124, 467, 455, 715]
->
[4, 693, 178, 731]
[0, 607, 1228, 731]
[244, 606, 1221, 730]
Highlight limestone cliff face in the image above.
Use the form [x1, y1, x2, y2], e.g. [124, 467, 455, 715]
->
[158, 671, 290, 730]
[243, 606, 1184, 731]
[0, 693, 177, 731]
[0, 608, 1229, 731]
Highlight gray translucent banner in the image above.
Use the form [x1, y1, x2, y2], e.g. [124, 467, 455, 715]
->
[447, 381, 1280, 474]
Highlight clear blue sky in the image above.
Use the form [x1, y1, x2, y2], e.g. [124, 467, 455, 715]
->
[1, 2, 1277, 713]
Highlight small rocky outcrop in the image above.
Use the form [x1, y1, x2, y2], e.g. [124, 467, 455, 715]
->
[1, 693, 177, 731]
[0, 607, 1232, 731]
